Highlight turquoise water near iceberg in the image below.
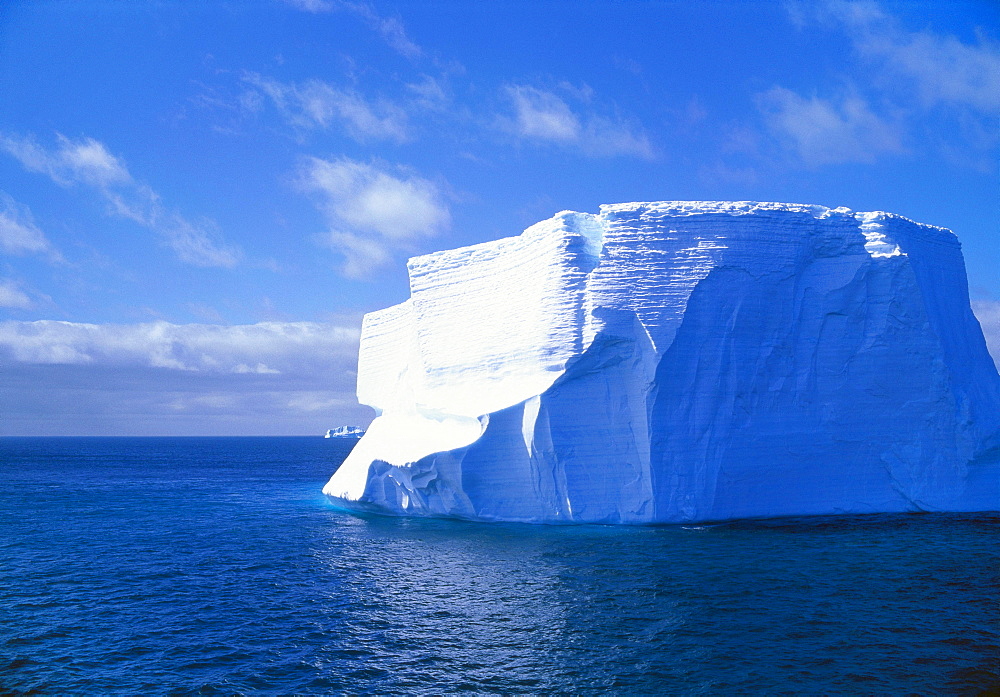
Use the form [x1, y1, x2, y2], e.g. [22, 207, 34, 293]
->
[1, 436, 997, 694]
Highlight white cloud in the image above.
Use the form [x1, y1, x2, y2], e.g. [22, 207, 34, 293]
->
[508, 86, 581, 141]
[161, 216, 241, 268]
[56, 136, 133, 187]
[283, 0, 335, 11]
[0, 133, 131, 188]
[503, 84, 654, 159]
[0, 192, 55, 257]
[245, 74, 408, 142]
[299, 156, 450, 278]
[869, 31, 1000, 114]
[0, 319, 360, 373]
[583, 117, 657, 158]
[234, 362, 282, 374]
[281, 0, 422, 59]
[772, 1, 1000, 167]
[406, 74, 449, 110]
[822, 0, 1000, 114]
[325, 231, 394, 279]
[305, 159, 448, 240]
[757, 87, 903, 165]
[0, 133, 241, 268]
[102, 182, 160, 226]
[972, 299, 1000, 369]
[340, 1, 423, 59]
[0, 279, 33, 310]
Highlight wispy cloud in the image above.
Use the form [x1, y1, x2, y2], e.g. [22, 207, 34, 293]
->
[281, 0, 422, 59]
[508, 85, 581, 141]
[341, 1, 422, 60]
[0, 319, 359, 373]
[0, 279, 34, 310]
[972, 299, 1000, 369]
[0, 192, 58, 259]
[757, 87, 903, 166]
[0, 133, 241, 268]
[406, 74, 449, 111]
[773, 0, 1000, 169]
[161, 216, 241, 269]
[282, 0, 335, 12]
[0, 134, 131, 187]
[299, 156, 450, 278]
[503, 84, 654, 159]
[820, 0, 1000, 114]
[244, 73, 409, 142]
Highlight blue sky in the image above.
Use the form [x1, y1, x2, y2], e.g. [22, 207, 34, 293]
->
[1, 0, 998, 435]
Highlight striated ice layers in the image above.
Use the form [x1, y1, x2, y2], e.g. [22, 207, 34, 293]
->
[324, 201, 1000, 523]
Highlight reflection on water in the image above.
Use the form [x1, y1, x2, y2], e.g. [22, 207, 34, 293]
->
[312, 512, 999, 693]
[320, 518, 686, 691]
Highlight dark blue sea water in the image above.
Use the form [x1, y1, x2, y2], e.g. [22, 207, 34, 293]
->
[1, 437, 998, 694]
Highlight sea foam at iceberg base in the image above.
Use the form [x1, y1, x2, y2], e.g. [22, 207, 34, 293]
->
[324, 201, 1000, 524]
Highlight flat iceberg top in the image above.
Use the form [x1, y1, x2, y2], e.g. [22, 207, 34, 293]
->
[601, 199, 842, 217]
[403, 200, 955, 272]
[599, 200, 953, 233]
[326, 199, 1000, 524]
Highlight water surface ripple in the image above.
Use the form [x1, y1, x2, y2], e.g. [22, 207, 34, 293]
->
[1, 437, 997, 694]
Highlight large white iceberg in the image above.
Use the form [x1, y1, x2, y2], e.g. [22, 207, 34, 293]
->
[324, 201, 1000, 523]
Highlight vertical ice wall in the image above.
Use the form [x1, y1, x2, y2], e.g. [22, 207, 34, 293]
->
[324, 202, 1000, 523]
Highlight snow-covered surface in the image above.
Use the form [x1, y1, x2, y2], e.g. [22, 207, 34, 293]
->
[324, 201, 1000, 523]
[324, 426, 365, 438]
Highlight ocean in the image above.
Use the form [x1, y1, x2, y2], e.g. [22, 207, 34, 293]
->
[1, 436, 997, 694]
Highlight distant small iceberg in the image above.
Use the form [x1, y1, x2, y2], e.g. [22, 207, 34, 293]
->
[325, 426, 365, 439]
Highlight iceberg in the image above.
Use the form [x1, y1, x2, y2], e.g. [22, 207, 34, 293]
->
[325, 426, 365, 439]
[324, 201, 1000, 523]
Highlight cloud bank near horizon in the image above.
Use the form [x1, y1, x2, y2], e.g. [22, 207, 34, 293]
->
[0, 320, 370, 435]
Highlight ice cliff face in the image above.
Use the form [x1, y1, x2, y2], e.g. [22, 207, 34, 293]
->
[324, 201, 1000, 523]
